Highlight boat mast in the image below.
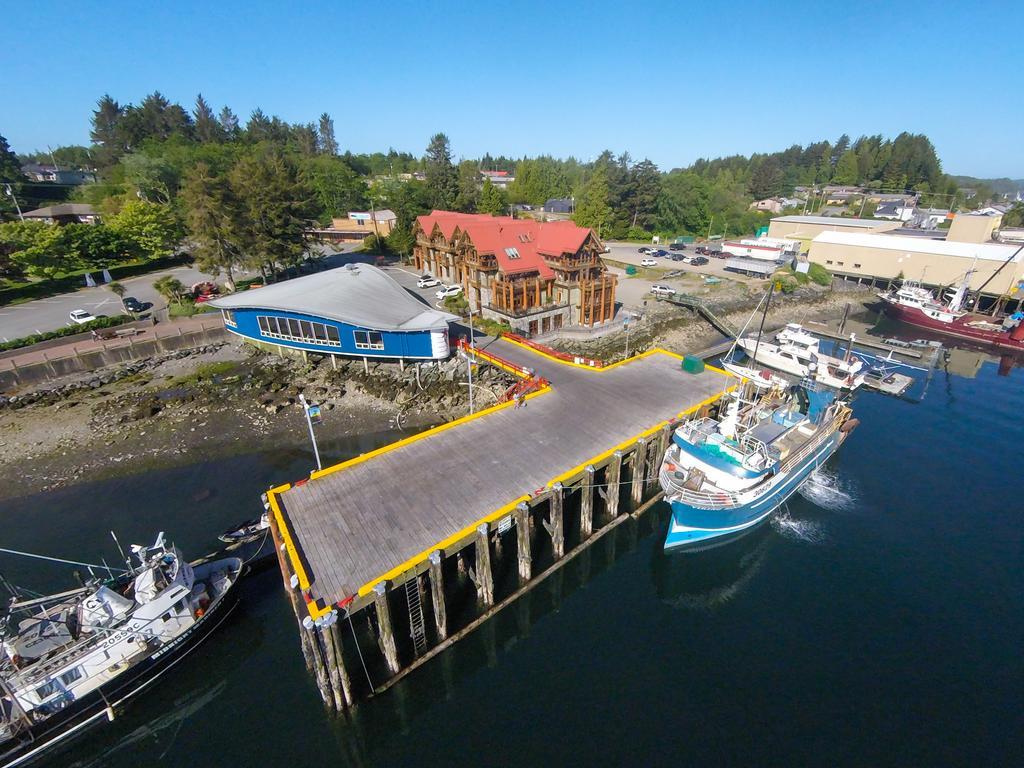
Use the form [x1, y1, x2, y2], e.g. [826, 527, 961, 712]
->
[971, 244, 1023, 313]
[751, 281, 775, 371]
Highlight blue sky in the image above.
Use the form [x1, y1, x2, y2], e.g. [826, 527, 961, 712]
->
[3, 1, 1021, 177]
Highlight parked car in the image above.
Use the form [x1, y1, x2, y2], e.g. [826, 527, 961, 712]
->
[436, 284, 463, 300]
[122, 297, 144, 313]
[640, 258, 657, 267]
[669, 243, 686, 251]
[417, 275, 440, 288]
[69, 309, 96, 325]
[638, 246, 654, 254]
[685, 256, 709, 266]
[650, 284, 676, 297]
[654, 249, 670, 258]
[695, 246, 709, 255]
[670, 254, 685, 261]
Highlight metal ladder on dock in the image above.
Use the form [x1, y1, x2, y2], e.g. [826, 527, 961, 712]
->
[404, 576, 428, 657]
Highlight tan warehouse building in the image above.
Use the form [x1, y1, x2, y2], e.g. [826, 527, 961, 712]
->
[767, 215, 899, 251]
[808, 231, 1024, 296]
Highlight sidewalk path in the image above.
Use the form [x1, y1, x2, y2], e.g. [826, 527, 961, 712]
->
[0, 315, 225, 372]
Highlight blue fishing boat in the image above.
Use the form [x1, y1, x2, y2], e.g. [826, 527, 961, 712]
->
[658, 375, 857, 550]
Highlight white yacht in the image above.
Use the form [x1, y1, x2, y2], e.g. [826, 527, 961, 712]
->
[737, 323, 865, 391]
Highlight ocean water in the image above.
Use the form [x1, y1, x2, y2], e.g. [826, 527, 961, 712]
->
[2, 353, 1022, 767]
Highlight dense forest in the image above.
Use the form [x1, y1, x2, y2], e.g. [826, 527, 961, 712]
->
[1, 90, 1020, 285]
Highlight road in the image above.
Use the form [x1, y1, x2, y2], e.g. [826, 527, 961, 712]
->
[0, 244, 360, 342]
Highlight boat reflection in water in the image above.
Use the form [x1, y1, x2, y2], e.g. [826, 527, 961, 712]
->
[651, 518, 774, 611]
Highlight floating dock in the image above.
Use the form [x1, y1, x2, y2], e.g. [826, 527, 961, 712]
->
[265, 337, 732, 710]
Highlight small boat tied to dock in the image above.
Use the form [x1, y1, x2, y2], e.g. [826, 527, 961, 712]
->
[0, 534, 242, 768]
[737, 322, 866, 391]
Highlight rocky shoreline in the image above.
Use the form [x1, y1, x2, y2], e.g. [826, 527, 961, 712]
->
[0, 341, 517, 499]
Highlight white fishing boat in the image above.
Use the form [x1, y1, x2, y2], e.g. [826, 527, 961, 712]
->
[0, 534, 242, 768]
[737, 323, 865, 391]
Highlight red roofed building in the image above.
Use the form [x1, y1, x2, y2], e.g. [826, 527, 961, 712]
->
[413, 211, 617, 335]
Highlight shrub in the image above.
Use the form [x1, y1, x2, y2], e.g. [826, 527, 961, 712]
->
[0, 315, 131, 352]
[443, 294, 469, 314]
[625, 226, 652, 242]
[807, 262, 832, 287]
[475, 317, 512, 337]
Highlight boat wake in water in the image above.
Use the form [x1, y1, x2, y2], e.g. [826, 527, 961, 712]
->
[797, 467, 856, 512]
[772, 507, 828, 544]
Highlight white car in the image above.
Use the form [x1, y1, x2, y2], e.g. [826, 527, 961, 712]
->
[417, 275, 440, 289]
[640, 258, 657, 267]
[435, 284, 463, 300]
[69, 309, 97, 325]
[650, 284, 676, 297]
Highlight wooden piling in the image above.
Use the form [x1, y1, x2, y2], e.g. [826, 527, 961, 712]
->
[515, 501, 532, 583]
[319, 619, 348, 711]
[606, 450, 623, 518]
[580, 465, 595, 539]
[305, 623, 334, 708]
[631, 438, 648, 509]
[475, 522, 495, 607]
[373, 583, 401, 676]
[545, 482, 565, 559]
[326, 621, 354, 708]
[428, 550, 448, 641]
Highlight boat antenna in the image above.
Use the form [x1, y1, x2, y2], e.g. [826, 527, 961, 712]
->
[724, 287, 771, 363]
[751, 280, 776, 371]
[110, 530, 131, 574]
[0, 571, 22, 602]
[0, 547, 128, 573]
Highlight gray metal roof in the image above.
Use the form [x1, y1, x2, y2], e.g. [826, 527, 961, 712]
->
[23, 203, 97, 217]
[771, 215, 895, 229]
[209, 264, 457, 331]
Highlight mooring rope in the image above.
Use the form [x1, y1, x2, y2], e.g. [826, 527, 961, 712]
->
[345, 606, 375, 692]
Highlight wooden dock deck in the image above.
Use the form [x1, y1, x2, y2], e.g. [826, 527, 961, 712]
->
[269, 340, 731, 618]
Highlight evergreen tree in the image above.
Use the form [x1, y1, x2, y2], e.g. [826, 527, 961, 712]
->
[318, 113, 338, 155]
[219, 106, 240, 138]
[573, 166, 612, 236]
[832, 150, 860, 185]
[628, 159, 661, 229]
[229, 146, 311, 277]
[424, 133, 457, 210]
[182, 161, 243, 288]
[749, 158, 784, 199]
[246, 109, 273, 142]
[478, 177, 508, 216]
[454, 160, 480, 212]
[293, 123, 319, 157]
[0, 135, 26, 221]
[193, 93, 223, 143]
[90, 94, 125, 167]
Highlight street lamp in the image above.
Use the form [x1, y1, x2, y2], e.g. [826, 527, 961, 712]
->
[297, 393, 322, 472]
[465, 307, 480, 414]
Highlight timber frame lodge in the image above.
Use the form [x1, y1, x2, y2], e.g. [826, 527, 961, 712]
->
[413, 211, 617, 336]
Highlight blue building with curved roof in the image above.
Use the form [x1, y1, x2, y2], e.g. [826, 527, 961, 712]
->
[208, 263, 458, 361]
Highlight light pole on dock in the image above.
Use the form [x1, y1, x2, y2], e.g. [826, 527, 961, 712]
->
[466, 308, 479, 415]
[298, 393, 322, 472]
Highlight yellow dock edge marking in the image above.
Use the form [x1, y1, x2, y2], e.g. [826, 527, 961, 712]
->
[274, 347, 738, 618]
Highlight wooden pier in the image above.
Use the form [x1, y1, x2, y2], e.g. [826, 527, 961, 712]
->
[265, 338, 733, 710]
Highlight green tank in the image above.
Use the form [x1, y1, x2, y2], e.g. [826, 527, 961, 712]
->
[681, 355, 705, 374]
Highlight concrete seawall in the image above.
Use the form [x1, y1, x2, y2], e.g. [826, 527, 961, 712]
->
[0, 321, 227, 390]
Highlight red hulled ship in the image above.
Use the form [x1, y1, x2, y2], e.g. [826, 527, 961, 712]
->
[877, 279, 1024, 352]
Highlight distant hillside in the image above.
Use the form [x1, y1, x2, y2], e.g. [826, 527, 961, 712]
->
[949, 175, 1024, 196]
